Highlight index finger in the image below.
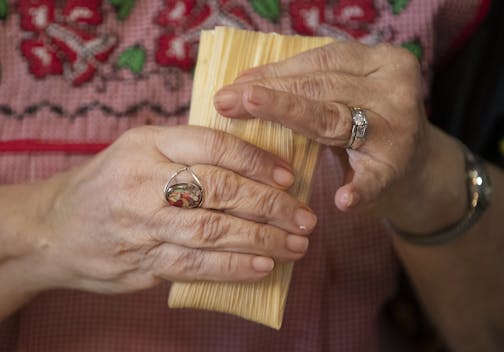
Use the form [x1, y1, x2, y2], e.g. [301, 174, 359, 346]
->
[154, 125, 295, 190]
[235, 40, 383, 82]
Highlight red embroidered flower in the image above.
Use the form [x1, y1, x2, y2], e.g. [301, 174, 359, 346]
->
[155, 0, 211, 29]
[19, 0, 117, 86]
[289, 0, 377, 39]
[155, 0, 254, 71]
[20, 39, 63, 77]
[289, 1, 326, 36]
[19, 0, 55, 32]
[333, 0, 377, 38]
[155, 1, 212, 70]
[156, 33, 195, 71]
[334, 0, 377, 23]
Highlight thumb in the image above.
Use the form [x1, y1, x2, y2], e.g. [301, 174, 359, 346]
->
[334, 157, 393, 211]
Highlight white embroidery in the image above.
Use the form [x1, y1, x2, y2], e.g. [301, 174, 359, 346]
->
[67, 7, 94, 21]
[340, 6, 364, 21]
[168, 37, 185, 59]
[301, 8, 320, 31]
[169, 2, 186, 21]
[29, 6, 49, 29]
[33, 46, 51, 66]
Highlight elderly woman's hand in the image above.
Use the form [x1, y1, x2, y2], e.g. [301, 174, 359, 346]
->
[213, 40, 465, 233]
[14, 125, 316, 295]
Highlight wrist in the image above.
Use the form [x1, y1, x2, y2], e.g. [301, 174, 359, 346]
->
[0, 177, 64, 293]
[381, 126, 468, 235]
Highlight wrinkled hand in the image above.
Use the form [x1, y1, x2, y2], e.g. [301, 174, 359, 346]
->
[30, 126, 316, 294]
[214, 40, 432, 214]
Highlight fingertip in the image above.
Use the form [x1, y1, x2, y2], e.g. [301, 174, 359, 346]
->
[214, 87, 254, 119]
[252, 256, 275, 272]
[294, 208, 318, 233]
[286, 235, 309, 254]
[214, 89, 239, 112]
[273, 166, 295, 188]
[335, 188, 360, 211]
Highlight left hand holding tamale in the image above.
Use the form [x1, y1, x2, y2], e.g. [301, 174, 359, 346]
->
[214, 40, 469, 236]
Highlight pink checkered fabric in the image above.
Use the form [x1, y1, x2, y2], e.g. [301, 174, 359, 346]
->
[0, 0, 486, 351]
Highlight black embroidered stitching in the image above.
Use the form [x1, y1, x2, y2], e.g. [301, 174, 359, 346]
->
[0, 101, 189, 120]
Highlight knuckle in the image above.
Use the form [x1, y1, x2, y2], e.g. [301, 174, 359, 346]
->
[290, 76, 324, 99]
[393, 47, 420, 70]
[235, 144, 266, 177]
[119, 126, 155, 145]
[221, 253, 240, 276]
[250, 225, 275, 253]
[173, 249, 205, 277]
[203, 128, 269, 179]
[193, 213, 230, 246]
[285, 93, 309, 119]
[202, 129, 230, 165]
[254, 188, 283, 220]
[205, 168, 241, 205]
[316, 103, 349, 144]
[377, 43, 420, 71]
[304, 45, 334, 71]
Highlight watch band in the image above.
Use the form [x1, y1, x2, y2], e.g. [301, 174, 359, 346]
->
[389, 144, 492, 246]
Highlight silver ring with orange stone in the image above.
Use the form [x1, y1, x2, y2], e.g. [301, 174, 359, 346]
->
[164, 166, 204, 209]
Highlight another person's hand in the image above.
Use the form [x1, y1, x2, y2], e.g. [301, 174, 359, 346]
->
[214, 41, 466, 233]
[9, 126, 316, 296]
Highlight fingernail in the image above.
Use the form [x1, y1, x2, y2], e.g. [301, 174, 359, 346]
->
[341, 192, 353, 207]
[273, 166, 295, 187]
[286, 235, 309, 253]
[214, 90, 238, 111]
[252, 256, 275, 272]
[294, 208, 317, 231]
[246, 86, 269, 105]
[342, 192, 359, 208]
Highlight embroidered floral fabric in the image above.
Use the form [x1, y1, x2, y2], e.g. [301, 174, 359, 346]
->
[0, 0, 485, 351]
[0, 0, 480, 152]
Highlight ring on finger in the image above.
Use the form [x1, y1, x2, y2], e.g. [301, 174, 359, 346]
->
[164, 166, 204, 208]
[346, 107, 369, 150]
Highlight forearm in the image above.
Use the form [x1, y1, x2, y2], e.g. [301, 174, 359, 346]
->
[389, 128, 504, 350]
[0, 182, 56, 321]
[0, 257, 41, 320]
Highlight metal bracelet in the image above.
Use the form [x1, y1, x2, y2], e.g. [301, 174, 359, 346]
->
[387, 143, 492, 246]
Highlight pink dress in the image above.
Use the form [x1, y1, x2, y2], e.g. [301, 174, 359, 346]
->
[0, 0, 488, 350]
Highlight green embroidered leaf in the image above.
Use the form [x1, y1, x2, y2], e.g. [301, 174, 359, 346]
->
[388, 0, 410, 15]
[116, 45, 146, 75]
[108, 0, 136, 21]
[402, 40, 423, 61]
[0, 0, 8, 20]
[250, 0, 280, 23]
